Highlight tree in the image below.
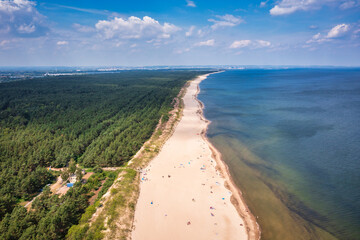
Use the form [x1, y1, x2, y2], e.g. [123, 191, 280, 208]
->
[0, 194, 17, 219]
[0, 70, 210, 236]
[68, 159, 76, 174]
[75, 168, 83, 182]
[61, 170, 70, 183]
[93, 165, 103, 174]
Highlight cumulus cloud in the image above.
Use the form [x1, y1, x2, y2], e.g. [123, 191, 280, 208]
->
[0, 0, 34, 12]
[186, 0, 196, 7]
[230, 39, 271, 49]
[307, 24, 350, 43]
[57, 41, 68, 46]
[95, 16, 180, 40]
[270, 4, 302, 15]
[195, 39, 215, 46]
[230, 40, 251, 48]
[208, 14, 244, 30]
[270, 0, 332, 15]
[270, 0, 359, 15]
[327, 23, 350, 38]
[0, 0, 48, 37]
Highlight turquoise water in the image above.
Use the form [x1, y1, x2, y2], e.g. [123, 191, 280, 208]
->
[198, 69, 360, 240]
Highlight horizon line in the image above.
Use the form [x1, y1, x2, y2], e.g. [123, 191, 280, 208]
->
[1, 64, 360, 69]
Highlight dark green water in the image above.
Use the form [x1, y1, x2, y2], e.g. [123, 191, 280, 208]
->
[198, 69, 360, 240]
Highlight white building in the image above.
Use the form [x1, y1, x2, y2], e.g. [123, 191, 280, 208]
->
[69, 174, 77, 183]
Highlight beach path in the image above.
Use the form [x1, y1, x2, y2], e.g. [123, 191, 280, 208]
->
[131, 74, 248, 240]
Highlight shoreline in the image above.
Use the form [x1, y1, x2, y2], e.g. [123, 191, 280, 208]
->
[131, 72, 259, 240]
[195, 72, 260, 240]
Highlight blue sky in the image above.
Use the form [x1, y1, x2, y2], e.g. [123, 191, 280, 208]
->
[0, 0, 359, 66]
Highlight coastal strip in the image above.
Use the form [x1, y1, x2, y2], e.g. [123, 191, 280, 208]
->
[195, 73, 260, 240]
[131, 73, 260, 240]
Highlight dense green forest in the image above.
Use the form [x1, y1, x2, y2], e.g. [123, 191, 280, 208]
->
[0, 169, 118, 240]
[0, 70, 210, 239]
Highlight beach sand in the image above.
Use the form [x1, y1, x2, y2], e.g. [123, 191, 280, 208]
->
[131, 73, 259, 240]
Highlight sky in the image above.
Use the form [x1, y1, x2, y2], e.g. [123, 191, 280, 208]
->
[0, 0, 359, 66]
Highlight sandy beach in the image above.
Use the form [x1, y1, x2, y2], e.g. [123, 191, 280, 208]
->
[131, 73, 259, 240]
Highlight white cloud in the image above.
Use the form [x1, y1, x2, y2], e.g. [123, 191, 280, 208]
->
[339, 0, 360, 9]
[195, 39, 215, 46]
[54, 4, 112, 16]
[270, 4, 301, 15]
[57, 41, 68, 46]
[186, 26, 196, 37]
[230, 40, 251, 48]
[260, 1, 269, 7]
[208, 14, 244, 30]
[307, 24, 350, 43]
[311, 33, 322, 40]
[353, 28, 360, 34]
[17, 24, 35, 33]
[115, 41, 124, 47]
[256, 40, 271, 47]
[306, 33, 329, 43]
[186, 0, 196, 7]
[0, 40, 10, 47]
[230, 39, 271, 49]
[340, 1, 356, 9]
[0, 0, 48, 37]
[175, 48, 191, 54]
[197, 29, 205, 37]
[95, 16, 180, 40]
[73, 23, 95, 33]
[352, 27, 360, 41]
[327, 23, 350, 38]
[270, 0, 359, 15]
[270, 0, 328, 15]
[0, 0, 35, 12]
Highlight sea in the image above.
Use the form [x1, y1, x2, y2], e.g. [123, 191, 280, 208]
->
[198, 69, 360, 240]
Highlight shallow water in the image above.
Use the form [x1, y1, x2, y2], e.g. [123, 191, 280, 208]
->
[198, 69, 360, 240]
